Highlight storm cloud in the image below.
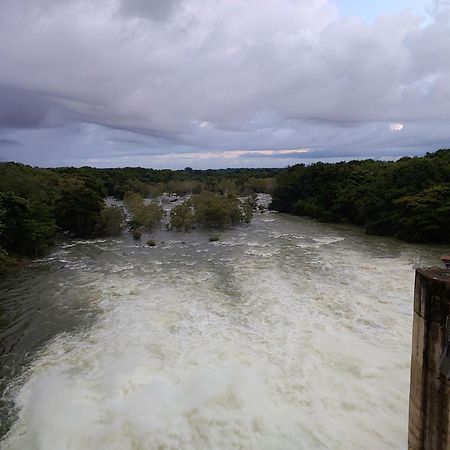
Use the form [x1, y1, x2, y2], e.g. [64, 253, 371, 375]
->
[0, 0, 449, 167]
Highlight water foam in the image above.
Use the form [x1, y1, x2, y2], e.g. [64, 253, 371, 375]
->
[1, 214, 439, 449]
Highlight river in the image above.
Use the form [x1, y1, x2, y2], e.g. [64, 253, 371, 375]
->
[0, 201, 446, 449]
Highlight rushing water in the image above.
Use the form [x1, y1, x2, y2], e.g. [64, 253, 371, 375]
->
[0, 201, 446, 449]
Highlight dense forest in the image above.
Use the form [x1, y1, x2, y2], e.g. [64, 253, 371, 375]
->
[1, 149, 449, 275]
[270, 149, 450, 243]
[0, 164, 276, 274]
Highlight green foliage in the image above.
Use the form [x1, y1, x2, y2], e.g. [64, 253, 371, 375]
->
[270, 149, 450, 243]
[293, 199, 322, 219]
[170, 192, 255, 230]
[0, 248, 16, 275]
[0, 163, 60, 201]
[3, 148, 448, 272]
[55, 181, 105, 238]
[248, 193, 258, 210]
[147, 183, 166, 198]
[98, 206, 125, 236]
[0, 192, 57, 256]
[216, 179, 237, 196]
[166, 180, 202, 195]
[170, 203, 195, 231]
[0, 192, 32, 254]
[123, 192, 144, 213]
[243, 177, 274, 195]
[24, 201, 58, 255]
[0, 162, 276, 274]
[132, 229, 142, 240]
[124, 192, 164, 231]
[192, 192, 245, 228]
[100, 166, 279, 198]
[147, 239, 156, 246]
[395, 184, 450, 242]
[242, 199, 254, 223]
[134, 203, 164, 231]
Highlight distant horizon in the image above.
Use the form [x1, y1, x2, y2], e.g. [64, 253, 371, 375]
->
[0, 147, 442, 170]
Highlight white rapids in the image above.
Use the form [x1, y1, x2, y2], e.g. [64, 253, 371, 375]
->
[0, 207, 444, 449]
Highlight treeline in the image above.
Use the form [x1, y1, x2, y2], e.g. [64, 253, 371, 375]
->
[0, 164, 123, 274]
[53, 166, 278, 199]
[270, 149, 450, 243]
[2, 149, 448, 275]
[0, 164, 274, 274]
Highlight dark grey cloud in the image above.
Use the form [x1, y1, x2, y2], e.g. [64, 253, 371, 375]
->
[0, 138, 21, 146]
[0, 0, 449, 167]
[0, 87, 53, 129]
[120, 0, 183, 21]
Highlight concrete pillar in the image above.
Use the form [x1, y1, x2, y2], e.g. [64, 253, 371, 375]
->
[408, 267, 450, 450]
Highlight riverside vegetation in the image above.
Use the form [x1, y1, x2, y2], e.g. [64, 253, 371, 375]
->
[0, 149, 449, 275]
[270, 149, 450, 243]
[0, 165, 274, 274]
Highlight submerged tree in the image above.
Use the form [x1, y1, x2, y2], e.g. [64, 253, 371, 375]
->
[133, 203, 164, 231]
[124, 192, 164, 232]
[123, 192, 144, 213]
[98, 206, 125, 236]
[170, 203, 195, 231]
[242, 199, 254, 223]
[192, 192, 239, 228]
[169, 192, 254, 229]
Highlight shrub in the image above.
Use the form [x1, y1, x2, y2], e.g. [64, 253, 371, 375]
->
[134, 202, 164, 231]
[124, 192, 164, 232]
[123, 192, 144, 213]
[170, 203, 194, 231]
[242, 199, 254, 223]
[98, 206, 125, 236]
[191, 192, 245, 228]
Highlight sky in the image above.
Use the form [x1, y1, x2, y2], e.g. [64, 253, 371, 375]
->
[0, 0, 449, 169]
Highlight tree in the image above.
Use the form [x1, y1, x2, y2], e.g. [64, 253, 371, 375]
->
[133, 202, 164, 231]
[123, 192, 144, 213]
[55, 182, 105, 237]
[98, 206, 125, 236]
[0, 192, 32, 254]
[395, 184, 450, 242]
[191, 192, 247, 228]
[270, 151, 450, 243]
[24, 200, 58, 255]
[170, 203, 194, 231]
[124, 192, 164, 232]
[242, 199, 254, 223]
[0, 192, 56, 256]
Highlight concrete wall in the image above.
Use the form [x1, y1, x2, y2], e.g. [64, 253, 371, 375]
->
[409, 268, 450, 450]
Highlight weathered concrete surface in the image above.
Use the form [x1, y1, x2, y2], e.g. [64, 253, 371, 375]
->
[409, 268, 450, 450]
